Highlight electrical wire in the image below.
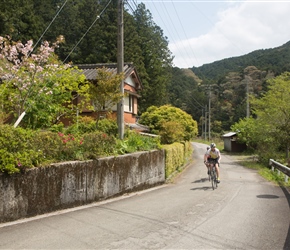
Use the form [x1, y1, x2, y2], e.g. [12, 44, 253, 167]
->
[170, 1, 200, 67]
[30, 0, 69, 55]
[63, 0, 113, 63]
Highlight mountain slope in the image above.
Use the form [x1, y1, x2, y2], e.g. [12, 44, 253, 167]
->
[191, 41, 290, 81]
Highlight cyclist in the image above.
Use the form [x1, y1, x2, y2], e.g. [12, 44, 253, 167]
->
[204, 143, 221, 183]
[204, 146, 210, 174]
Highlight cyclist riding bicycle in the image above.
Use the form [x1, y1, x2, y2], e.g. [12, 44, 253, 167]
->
[204, 146, 210, 174]
[204, 143, 221, 183]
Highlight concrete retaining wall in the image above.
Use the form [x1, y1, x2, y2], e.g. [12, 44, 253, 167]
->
[0, 150, 165, 223]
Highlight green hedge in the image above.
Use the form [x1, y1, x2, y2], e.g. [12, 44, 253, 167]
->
[163, 141, 193, 178]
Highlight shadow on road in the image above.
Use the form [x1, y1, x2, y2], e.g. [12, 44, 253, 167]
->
[192, 178, 209, 183]
[191, 178, 214, 191]
[281, 187, 290, 250]
[190, 186, 213, 191]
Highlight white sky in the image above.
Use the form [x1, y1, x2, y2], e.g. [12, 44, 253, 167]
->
[141, 0, 290, 68]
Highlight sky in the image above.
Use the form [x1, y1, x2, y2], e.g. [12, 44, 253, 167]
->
[140, 0, 290, 68]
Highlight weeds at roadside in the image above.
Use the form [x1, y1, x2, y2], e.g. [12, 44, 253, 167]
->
[239, 158, 290, 188]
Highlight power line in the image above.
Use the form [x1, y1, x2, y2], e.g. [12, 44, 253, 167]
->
[63, 0, 113, 63]
[30, 0, 69, 55]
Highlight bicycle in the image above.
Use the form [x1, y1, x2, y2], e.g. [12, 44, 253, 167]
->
[207, 160, 218, 190]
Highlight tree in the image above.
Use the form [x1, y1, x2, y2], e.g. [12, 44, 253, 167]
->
[251, 72, 290, 161]
[134, 3, 173, 112]
[89, 68, 124, 122]
[232, 72, 290, 163]
[230, 117, 259, 151]
[0, 36, 90, 129]
[139, 105, 198, 143]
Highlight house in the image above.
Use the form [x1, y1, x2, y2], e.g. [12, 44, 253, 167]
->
[76, 63, 142, 124]
[222, 132, 247, 152]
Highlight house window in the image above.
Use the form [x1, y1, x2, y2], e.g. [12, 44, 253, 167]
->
[129, 95, 132, 112]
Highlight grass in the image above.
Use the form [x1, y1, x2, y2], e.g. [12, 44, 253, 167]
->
[239, 158, 290, 188]
[193, 137, 224, 151]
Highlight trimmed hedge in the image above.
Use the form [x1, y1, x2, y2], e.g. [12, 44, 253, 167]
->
[163, 141, 193, 178]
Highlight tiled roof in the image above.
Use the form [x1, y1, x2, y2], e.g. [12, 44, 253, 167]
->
[75, 63, 142, 90]
[76, 63, 139, 80]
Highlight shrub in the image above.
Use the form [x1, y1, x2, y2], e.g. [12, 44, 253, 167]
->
[31, 131, 63, 162]
[65, 116, 97, 135]
[139, 105, 198, 142]
[81, 132, 117, 158]
[0, 124, 162, 175]
[116, 130, 161, 154]
[0, 125, 44, 174]
[97, 118, 118, 136]
[159, 121, 184, 144]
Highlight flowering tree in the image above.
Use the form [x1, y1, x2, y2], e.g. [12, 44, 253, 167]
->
[0, 36, 91, 129]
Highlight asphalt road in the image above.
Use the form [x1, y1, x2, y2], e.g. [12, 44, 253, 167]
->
[0, 142, 289, 249]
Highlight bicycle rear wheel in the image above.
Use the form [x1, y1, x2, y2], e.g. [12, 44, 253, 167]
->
[211, 171, 215, 190]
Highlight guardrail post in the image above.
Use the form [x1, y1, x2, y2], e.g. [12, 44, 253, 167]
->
[269, 159, 274, 172]
[269, 159, 290, 184]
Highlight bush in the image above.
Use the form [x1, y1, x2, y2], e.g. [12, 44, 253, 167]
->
[0, 125, 44, 174]
[116, 130, 161, 154]
[81, 132, 116, 158]
[0, 124, 162, 175]
[139, 105, 198, 142]
[162, 142, 191, 178]
[65, 116, 97, 135]
[97, 118, 118, 136]
[159, 121, 184, 144]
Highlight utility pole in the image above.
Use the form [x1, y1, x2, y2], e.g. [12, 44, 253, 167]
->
[201, 108, 204, 139]
[205, 105, 207, 141]
[208, 86, 211, 141]
[117, 0, 124, 139]
[245, 75, 250, 118]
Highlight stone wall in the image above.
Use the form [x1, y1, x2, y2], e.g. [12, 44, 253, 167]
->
[0, 150, 165, 223]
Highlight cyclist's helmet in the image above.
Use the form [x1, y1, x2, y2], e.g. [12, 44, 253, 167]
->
[210, 143, 216, 148]
[207, 146, 210, 150]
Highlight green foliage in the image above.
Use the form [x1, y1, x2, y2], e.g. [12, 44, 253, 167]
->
[0, 37, 91, 129]
[0, 125, 43, 174]
[89, 68, 124, 116]
[65, 116, 97, 135]
[97, 118, 118, 137]
[48, 123, 65, 133]
[159, 121, 184, 144]
[162, 142, 192, 178]
[231, 117, 258, 150]
[116, 130, 161, 154]
[192, 42, 290, 81]
[64, 117, 118, 137]
[139, 105, 198, 143]
[80, 132, 116, 159]
[31, 131, 63, 161]
[239, 158, 290, 188]
[231, 72, 290, 163]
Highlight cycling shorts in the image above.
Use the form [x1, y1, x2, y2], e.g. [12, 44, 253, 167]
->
[208, 158, 219, 164]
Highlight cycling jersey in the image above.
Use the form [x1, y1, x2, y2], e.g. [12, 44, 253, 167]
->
[206, 148, 220, 160]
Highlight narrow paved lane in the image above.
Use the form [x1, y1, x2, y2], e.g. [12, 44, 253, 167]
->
[0, 142, 289, 249]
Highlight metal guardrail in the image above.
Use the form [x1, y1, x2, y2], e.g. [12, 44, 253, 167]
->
[269, 159, 290, 182]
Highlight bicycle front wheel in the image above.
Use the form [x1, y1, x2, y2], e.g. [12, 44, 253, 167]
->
[214, 171, 218, 189]
[211, 172, 215, 190]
